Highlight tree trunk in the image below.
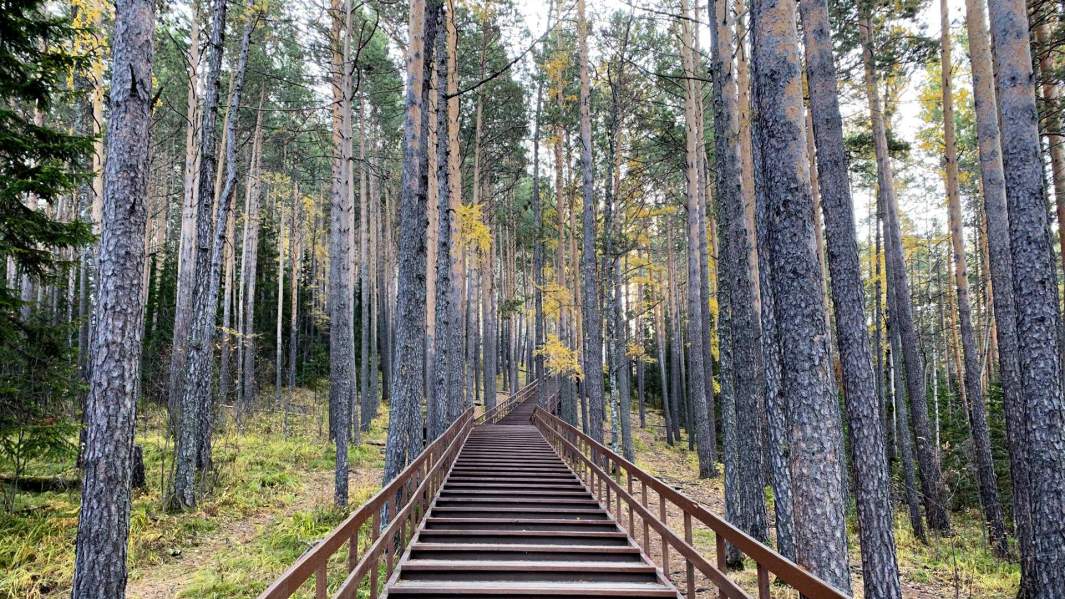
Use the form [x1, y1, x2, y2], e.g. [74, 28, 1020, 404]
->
[708, 0, 770, 550]
[677, 0, 716, 478]
[429, 14, 454, 440]
[72, 1, 154, 592]
[938, 0, 1008, 556]
[963, 0, 1034, 586]
[750, 0, 849, 589]
[858, 13, 951, 533]
[799, 0, 901, 592]
[384, 0, 439, 482]
[171, 0, 255, 510]
[577, 0, 605, 444]
[988, 0, 1065, 591]
[169, 1, 202, 419]
[240, 105, 265, 416]
[359, 93, 373, 431]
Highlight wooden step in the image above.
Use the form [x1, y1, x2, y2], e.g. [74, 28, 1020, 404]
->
[397, 560, 660, 584]
[386, 580, 679, 598]
[408, 543, 645, 563]
[416, 529, 631, 546]
[424, 517, 619, 531]
[430, 507, 608, 519]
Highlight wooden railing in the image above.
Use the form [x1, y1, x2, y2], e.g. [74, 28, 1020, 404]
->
[474, 379, 539, 424]
[532, 407, 850, 599]
[258, 407, 474, 599]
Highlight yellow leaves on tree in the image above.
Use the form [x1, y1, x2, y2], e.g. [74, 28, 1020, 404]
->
[457, 202, 492, 258]
[535, 335, 582, 380]
[540, 281, 572, 321]
[70, 0, 111, 84]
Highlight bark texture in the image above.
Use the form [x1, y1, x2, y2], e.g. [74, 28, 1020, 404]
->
[987, 0, 1065, 591]
[72, 0, 154, 593]
[858, 14, 951, 533]
[799, 0, 901, 593]
[937, 0, 1007, 556]
[963, 0, 1033, 586]
[577, 0, 605, 444]
[750, 0, 850, 590]
[384, 0, 440, 482]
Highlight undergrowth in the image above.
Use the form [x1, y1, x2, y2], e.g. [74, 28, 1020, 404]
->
[0, 387, 388, 598]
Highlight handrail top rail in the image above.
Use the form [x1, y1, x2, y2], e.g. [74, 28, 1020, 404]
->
[532, 407, 849, 599]
[334, 417, 474, 598]
[257, 407, 474, 599]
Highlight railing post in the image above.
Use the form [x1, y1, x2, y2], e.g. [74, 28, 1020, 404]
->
[660, 493, 669, 583]
[715, 533, 726, 599]
[684, 512, 695, 597]
[641, 481, 649, 551]
[315, 563, 326, 599]
[757, 563, 770, 598]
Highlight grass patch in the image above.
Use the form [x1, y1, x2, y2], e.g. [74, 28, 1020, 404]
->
[0, 387, 388, 598]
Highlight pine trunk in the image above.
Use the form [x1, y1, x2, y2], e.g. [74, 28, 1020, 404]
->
[987, 0, 1065, 590]
[750, 0, 850, 589]
[799, 0, 901, 592]
[938, 0, 1008, 556]
[859, 14, 951, 533]
[72, 1, 154, 591]
[963, 0, 1034, 586]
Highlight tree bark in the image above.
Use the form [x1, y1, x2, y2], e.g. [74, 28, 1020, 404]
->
[169, 0, 202, 419]
[799, 0, 901, 592]
[384, 0, 439, 483]
[987, 0, 1065, 591]
[858, 13, 951, 533]
[677, 0, 716, 479]
[172, 0, 256, 509]
[938, 0, 1008, 556]
[72, 1, 154, 593]
[750, 0, 849, 589]
[963, 0, 1033, 586]
[708, 0, 770, 548]
[240, 105, 265, 416]
[577, 0, 605, 444]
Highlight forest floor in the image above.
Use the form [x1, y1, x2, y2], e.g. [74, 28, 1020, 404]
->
[0, 387, 388, 599]
[2, 386, 1020, 598]
[628, 407, 1020, 598]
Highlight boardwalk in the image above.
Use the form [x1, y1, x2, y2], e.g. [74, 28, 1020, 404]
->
[259, 381, 849, 599]
[385, 422, 679, 597]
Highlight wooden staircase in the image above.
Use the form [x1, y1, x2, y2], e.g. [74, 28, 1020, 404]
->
[385, 423, 679, 598]
[258, 379, 849, 599]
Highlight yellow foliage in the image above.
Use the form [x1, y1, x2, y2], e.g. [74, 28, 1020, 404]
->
[70, 0, 111, 83]
[535, 335, 582, 379]
[541, 281, 573, 321]
[626, 341, 653, 364]
[456, 203, 492, 256]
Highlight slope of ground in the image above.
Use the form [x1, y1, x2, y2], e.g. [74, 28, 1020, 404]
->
[628, 407, 1019, 598]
